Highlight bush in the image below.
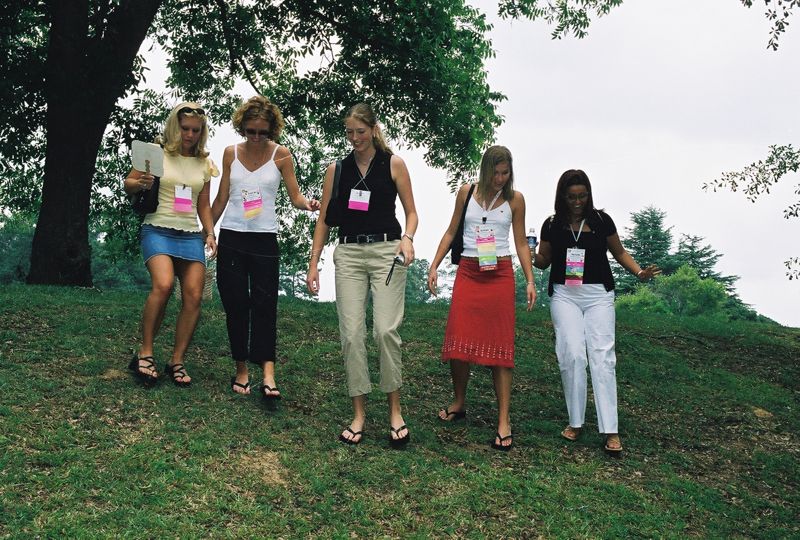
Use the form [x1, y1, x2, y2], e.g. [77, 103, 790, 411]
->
[652, 265, 728, 316]
[0, 213, 34, 284]
[615, 284, 670, 314]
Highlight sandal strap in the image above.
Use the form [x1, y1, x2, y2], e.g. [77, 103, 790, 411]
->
[391, 425, 408, 435]
[167, 363, 188, 378]
[136, 356, 157, 370]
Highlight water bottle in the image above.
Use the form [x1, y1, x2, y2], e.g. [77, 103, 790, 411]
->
[526, 227, 537, 251]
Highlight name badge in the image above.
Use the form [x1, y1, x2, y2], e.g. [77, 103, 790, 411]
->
[348, 189, 371, 211]
[242, 187, 263, 219]
[565, 247, 585, 286]
[476, 225, 497, 271]
[174, 185, 193, 213]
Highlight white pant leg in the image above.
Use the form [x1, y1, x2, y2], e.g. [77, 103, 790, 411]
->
[583, 289, 618, 434]
[550, 286, 589, 428]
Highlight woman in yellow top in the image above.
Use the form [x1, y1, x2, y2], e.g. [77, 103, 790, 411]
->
[123, 102, 219, 386]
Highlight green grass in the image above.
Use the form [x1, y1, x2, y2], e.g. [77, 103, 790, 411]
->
[0, 284, 798, 538]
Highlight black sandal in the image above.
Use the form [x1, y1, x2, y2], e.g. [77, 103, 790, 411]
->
[230, 377, 250, 394]
[261, 384, 281, 401]
[388, 425, 410, 448]
[439, 407, 467, 422]
[165, 363, 191, 387]
[491, 432, 513, 451]
[339, 427, 364, 445]
[128, 353, 158, 385]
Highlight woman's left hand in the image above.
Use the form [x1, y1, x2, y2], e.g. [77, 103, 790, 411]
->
[526, 282, 536, 312]
[397, 236, 414, 266]
[205, 235, 217, 259]
[304, 198, 321, 212]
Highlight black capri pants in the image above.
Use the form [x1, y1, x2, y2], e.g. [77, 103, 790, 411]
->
[216, 229, 279, 364]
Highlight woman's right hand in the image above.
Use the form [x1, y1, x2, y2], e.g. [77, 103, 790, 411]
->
[137, 173, 155, 191]
[306, 266, 320, 296]
[427, 269, 438, 296]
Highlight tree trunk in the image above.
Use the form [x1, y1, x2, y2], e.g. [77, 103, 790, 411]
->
[27, 0, 161, 285]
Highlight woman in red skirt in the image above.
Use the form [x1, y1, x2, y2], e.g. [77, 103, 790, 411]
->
[427, 145, 535, 450]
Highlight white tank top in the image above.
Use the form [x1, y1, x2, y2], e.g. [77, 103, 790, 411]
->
[461, 196, 513, 258]
[219, 144, 282, 233]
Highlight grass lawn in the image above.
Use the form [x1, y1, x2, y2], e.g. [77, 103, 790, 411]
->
[0, 284, 798, 538]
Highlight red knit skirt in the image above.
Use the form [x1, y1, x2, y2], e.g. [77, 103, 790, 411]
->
[441, 258, 515, 368]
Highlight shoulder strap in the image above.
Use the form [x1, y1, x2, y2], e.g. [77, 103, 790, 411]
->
[270, 144, 280, 161]
[331, 160, 342, 199]
[233, 144, 238, 160]
[459, 184, 476, 224]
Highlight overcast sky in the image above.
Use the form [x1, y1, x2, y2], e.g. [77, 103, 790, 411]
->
[181, 0, 799, 326]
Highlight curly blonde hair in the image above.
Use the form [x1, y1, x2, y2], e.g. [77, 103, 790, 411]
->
[160, 101, 210, 158]
[232, 96, 284, 141]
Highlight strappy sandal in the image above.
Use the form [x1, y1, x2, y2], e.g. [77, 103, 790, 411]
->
[165, 363, 191, 387]
[561, 425, 581, 442]
[388, 425, 410, 448]
[604, 434, 623, 455]
[491, 432, 513, 451]
[230, 377, 250, 395]
[261, 384, 281, 401]
[338, 427, 364, 445]
[438, 407, 467, 422]
[128, 353, 158, 385]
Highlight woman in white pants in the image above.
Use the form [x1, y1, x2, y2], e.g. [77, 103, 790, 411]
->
[534, 169, 659, 454]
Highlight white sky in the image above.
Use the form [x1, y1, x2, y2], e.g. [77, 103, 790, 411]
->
[146, 0, 799, 326]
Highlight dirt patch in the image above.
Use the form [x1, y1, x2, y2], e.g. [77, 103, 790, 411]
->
[239, 450, 288, 487]
[99, 368, 127, 380]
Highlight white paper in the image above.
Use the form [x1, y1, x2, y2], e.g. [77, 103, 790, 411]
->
[131, 140, 164, 177]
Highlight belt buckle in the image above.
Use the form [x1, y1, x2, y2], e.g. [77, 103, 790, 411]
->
[357, 234, 372, 244]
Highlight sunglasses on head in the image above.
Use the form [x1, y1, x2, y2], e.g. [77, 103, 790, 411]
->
[178, 106, 205, 116]
[245, 128, 270, 137]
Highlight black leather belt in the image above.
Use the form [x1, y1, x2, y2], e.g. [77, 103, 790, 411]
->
[339, 233, 401, 244]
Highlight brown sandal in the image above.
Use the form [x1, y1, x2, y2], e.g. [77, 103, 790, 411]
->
[561, 426, 581, 442]
[604, 434, 623, 454]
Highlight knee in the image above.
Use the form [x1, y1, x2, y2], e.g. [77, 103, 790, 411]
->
[150, 279, 173, 299]
[372, 324, 399, 345]
[181, 285, 203, 309]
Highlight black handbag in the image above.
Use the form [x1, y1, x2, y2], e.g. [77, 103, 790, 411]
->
[131, 176, 160, 215]
[448, 183, 476, 265]
[324, 160, 343, 227]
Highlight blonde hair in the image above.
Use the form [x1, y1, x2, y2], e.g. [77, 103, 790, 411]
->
[160, 101, 210, 158]
[345, 103, 392, 155]
[232, 96, 284, 141]
[477, 145, 514, 205]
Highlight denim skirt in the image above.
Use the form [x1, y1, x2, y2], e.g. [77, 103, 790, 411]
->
[140, 224, 205, 265]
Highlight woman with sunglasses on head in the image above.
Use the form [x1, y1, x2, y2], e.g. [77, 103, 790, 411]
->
[211, 96, 320, 399]
[427, 145, 535, 452]
[534, 169, 660, 454]
[124, 102, 219, 387]
[306, 103, 418, 447]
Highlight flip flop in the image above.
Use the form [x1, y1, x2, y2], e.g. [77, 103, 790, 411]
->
[389, 425, 410, 448]
[339, 427, 364, 445]
[230, 377, 251, 395]
[561, 426, 581, 442]
[438, 407, 467, 422]
[491, 432, 513, 451]
[261, 384, 281, 401]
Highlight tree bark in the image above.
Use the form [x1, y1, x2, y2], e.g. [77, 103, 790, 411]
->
[27, 0, 162, 285]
